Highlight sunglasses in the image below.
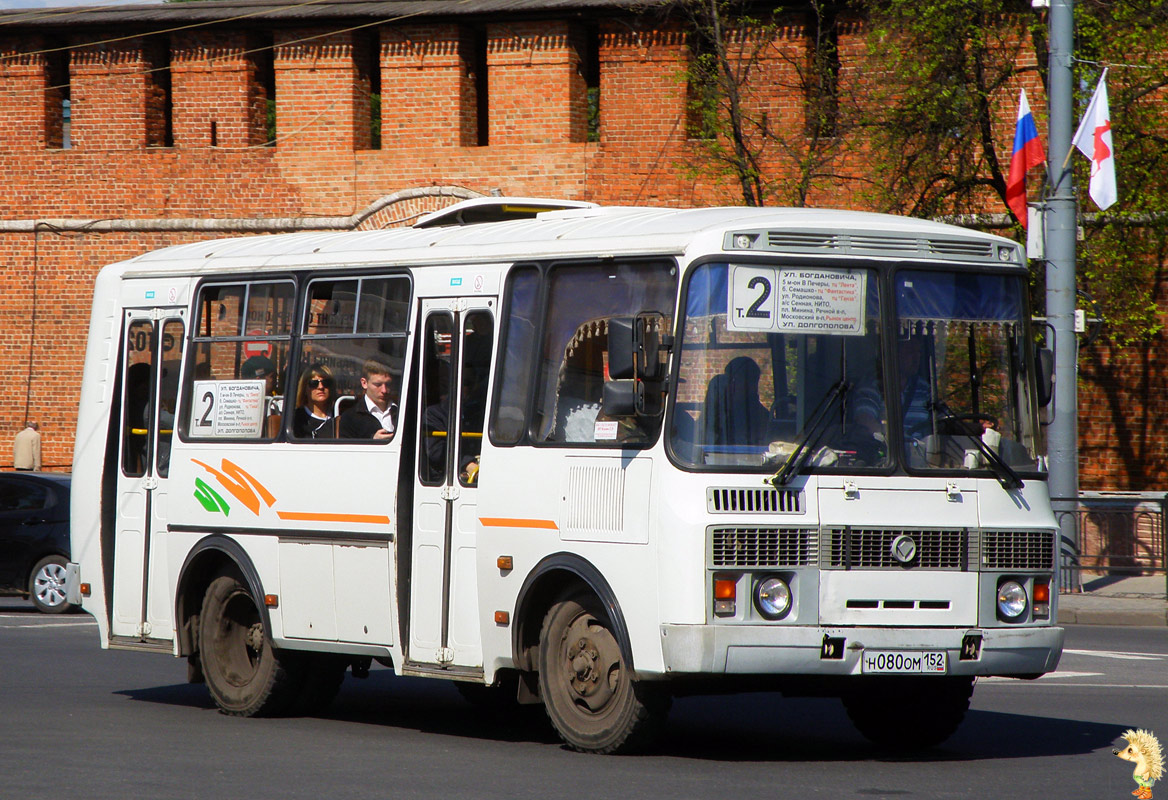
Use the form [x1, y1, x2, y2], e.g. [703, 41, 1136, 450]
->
[308, 378, 334, 389]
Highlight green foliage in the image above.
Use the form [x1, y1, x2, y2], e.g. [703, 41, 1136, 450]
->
[370, 92, 381, 149]
[1072, 0, 1168, 344]
[858, 0, 1168, 344]
[858, 0, 1037, 219]
[674, 0, 852, 207]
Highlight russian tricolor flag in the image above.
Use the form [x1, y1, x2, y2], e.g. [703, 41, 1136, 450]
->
[1005, 89, 1045, 228]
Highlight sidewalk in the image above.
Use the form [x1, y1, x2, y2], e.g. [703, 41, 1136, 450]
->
[1058, 574, 1168, 627]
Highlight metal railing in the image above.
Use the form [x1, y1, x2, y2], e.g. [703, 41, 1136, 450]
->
[1056, 491, 1168, 593]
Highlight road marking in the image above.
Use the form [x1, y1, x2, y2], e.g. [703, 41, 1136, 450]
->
[982, 682, 1168, 689]
[0, 619, 96, 629]
[1063, 648, 1167, 661]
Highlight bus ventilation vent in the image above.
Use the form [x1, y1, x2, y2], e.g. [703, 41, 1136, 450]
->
[981, 530, 1055, 570]
[707, 487, 802, 514]
[766, 232, 837, 250]
[848, 235, 920, 253]
[762, 231, 994, 261]
[826, 528, 969, 570]
[927, 239, 994, 258]
[711, 527, 818, 567]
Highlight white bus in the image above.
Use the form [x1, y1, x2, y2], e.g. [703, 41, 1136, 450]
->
[70, 201, 1063, 753]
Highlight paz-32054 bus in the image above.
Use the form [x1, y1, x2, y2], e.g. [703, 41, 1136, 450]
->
[69, 200, 1063, 753]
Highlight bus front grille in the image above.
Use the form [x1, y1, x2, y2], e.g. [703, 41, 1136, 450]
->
[825, 528, 970, 570]
[981, 530, 1056, 570]
[711, 527, 818, 567]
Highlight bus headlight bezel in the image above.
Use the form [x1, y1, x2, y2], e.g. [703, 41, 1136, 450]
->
[997, 579, 1028, 621]
[754, 575, 792, 620]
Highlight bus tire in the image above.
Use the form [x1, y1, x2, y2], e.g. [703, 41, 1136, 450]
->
[842, 675, 974, 749]
[198, 572, 301, 717]
[537, 589, 668, 754]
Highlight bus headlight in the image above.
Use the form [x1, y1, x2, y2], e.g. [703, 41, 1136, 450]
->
[997, 580, 1028, 620]
[754, 576, 791, 620]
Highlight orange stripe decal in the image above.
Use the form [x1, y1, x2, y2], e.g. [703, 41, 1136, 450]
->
[276, 511, 392, 525]
[479, 517, 559, 530]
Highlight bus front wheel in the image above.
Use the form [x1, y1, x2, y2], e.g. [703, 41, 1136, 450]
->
[537, 590, 668, 754]
[199, 572, 301, 717]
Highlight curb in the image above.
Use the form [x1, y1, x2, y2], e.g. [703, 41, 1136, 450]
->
[1058, 606, 1168, 627]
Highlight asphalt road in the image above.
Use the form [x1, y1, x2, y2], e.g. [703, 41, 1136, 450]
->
[3, 599, 1165, 800]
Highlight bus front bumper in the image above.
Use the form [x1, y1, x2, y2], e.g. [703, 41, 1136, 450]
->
[658, 624, 1064, 677]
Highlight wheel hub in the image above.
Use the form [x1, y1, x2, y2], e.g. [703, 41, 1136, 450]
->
[246, 623, 264, 652]
[562, 618, 621, 711]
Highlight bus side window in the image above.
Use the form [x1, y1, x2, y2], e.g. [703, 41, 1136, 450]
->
[491, 266, 540, 445]
[296, 275, 410, 444]
[183, 281, 294, 441]
[532, 260, 677, 447]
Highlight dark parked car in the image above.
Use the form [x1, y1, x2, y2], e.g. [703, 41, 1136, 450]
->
[0, 472, 74, 613]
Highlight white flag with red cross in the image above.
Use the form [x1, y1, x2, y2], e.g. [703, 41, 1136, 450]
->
[1072, 70, 1117, 211]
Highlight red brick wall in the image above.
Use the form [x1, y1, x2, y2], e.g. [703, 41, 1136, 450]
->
[382, 24, 477, 148]
[172, 31, 268, 149]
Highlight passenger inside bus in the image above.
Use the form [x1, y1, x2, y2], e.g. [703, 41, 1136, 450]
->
[338, 359, 398, 440]
[292, 363, 335, 439]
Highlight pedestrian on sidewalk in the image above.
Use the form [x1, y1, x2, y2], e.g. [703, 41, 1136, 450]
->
[13, 421, 41, 471]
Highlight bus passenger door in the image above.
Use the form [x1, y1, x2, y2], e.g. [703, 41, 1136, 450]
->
[409, 298, 495, 669]
[110, 311, 185, 642]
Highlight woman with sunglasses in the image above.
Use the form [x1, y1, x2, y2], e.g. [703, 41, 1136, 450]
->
[293, 364, 336, 439]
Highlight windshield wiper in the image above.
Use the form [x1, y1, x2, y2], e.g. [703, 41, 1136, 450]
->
[929, 401, 1024, 491]
[769, 380, 850, 487]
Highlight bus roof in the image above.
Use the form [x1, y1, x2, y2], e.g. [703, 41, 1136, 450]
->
[114, 205, 1022, 276]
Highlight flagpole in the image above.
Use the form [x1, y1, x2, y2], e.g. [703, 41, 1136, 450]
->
[1044, 0, 1081, 590]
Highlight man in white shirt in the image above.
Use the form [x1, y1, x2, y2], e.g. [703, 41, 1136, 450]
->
[338, 360, 398, 440]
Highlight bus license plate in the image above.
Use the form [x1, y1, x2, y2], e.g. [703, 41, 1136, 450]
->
[862, 650, 947, 674]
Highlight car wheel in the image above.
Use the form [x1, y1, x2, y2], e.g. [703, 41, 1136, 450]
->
[30, 555, 75, 614]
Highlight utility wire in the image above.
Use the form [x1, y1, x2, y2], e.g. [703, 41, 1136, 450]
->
[0, 0, 336, 61]
[11, 3, 468, 99]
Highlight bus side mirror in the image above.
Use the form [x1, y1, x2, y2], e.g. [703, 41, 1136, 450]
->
[605, 313, 671, 418]
[602, 380, 637, 417]
[1035, 346, 1054, 407]
[607, 313, 670, 381]
[608, 317, 636, 380]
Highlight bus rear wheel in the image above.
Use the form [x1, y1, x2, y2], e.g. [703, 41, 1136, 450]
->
[537, 590, 668, 754]
[842, 675, 974, 749]
[199, 572, 301, 717]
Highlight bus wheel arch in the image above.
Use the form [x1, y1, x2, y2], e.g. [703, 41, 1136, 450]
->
[175, 535, 270, 660]
[512, 554, 633, 675]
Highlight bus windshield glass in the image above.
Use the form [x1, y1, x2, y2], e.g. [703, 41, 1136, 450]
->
[671, 262, 888, 470]
[670, 262, 1043, 476]
[893, 269, 1042, 475]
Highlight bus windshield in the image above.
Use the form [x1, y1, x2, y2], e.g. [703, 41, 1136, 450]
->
[669, 262, 1043, 477]
[893, 269, 1042, 476]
